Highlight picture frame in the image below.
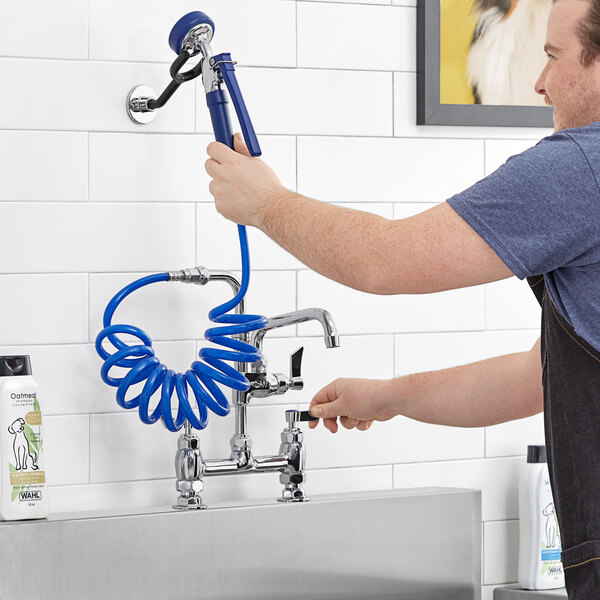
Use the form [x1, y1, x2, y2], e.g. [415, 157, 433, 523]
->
[416, 0, 554, 128]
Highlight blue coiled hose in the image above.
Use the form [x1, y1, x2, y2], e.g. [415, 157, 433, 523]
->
[95, 225, 267, 432]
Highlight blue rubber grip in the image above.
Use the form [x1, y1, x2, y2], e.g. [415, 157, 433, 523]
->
[207, 90, 234, 149]
[212, 53, 262, 157]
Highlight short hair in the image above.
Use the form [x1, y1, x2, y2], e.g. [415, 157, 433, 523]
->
[576, 0, 600, 66]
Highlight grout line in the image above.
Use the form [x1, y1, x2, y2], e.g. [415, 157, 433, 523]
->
[0, 54, 415, 73]
[49, 462, 528, 489]
[303, 456, 529, 468]
[87, 0, 91, 61]
[482, 521, 486, 585]
[0, 127, 545, 143]
[88, 413, 91, 484]
[47, 476, 176, 488]
[484, 424, 489, 459]
[295, 134, 299, 193]
[391, 71, 395, 136]
[87, 131, 90, 202]
[194, 79, 198, 133]
[87, 272, 91, 344]
[295, 134, 300, 324]
[393, 331, 397, 378]
[0, 326, 541, 340]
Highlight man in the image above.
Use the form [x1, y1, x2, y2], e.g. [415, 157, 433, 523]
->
[205, 1, 600, 596]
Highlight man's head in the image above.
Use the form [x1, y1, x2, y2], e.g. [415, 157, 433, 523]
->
[535, 0, 600, 130]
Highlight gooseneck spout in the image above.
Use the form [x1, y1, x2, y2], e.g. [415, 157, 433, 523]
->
[250, 308, 340, 355]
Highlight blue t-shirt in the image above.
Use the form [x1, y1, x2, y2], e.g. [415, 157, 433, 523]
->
[447, 121, 600, 351]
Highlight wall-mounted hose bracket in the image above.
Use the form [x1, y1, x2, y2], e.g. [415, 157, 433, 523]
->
[127, 11, 217, 125]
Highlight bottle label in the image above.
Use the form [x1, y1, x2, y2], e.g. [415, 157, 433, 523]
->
[541, 549, 562, 561]
[540, 499, 563, 578]
[6, 392, 45, 504]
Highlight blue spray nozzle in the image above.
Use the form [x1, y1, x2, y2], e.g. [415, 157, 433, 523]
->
[169, 11, 215, 55]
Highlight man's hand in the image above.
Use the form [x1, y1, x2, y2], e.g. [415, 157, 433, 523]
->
[308, 378, 398, 434]
[205, 133, 286, 228]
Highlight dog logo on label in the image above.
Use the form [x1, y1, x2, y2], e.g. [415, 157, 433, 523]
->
[7, 418, 38, 471]
[543, 502, 560, 548]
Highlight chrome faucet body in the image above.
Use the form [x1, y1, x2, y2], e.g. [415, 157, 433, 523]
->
[172, 267, 339, 509]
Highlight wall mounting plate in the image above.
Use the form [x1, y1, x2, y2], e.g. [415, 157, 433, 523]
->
[127, 85, 158, 125]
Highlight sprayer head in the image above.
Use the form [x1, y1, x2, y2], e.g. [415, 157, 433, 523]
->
[169, 11, 215, 56]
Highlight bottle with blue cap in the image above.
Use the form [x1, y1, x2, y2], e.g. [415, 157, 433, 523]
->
[518, 444, 564, 589]
[0, 356, 48, 520]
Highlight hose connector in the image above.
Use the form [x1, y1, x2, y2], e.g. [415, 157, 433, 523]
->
[168, 266, 210, 285]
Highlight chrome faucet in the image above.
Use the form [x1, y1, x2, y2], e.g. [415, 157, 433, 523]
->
[251, 308, 340, 356]
[172, 268, 339, 510]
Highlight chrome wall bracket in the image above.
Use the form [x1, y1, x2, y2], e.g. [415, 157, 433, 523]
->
[127, 85, 158, 124]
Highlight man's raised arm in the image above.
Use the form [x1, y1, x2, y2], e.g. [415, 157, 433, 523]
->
[205, 135, 513, 295]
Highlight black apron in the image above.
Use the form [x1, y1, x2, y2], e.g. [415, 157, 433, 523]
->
[528, 275, 600, 598]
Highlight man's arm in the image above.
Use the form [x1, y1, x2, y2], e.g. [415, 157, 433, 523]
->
[206, 136, 513, 294]
[309, 338, 543, 432]
[261, 191, 513, 294]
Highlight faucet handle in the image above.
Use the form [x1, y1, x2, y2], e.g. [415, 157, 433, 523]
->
[285, 409, 318, 428]
[246, 346, 305, 398]
[289, 347, 304, 391]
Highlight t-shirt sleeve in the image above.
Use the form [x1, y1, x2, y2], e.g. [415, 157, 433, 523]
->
[447, 132, 600, 279]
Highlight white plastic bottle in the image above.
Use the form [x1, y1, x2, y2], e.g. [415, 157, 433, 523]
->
[518, 444, 564, 590]
[0, 356, 48, 520]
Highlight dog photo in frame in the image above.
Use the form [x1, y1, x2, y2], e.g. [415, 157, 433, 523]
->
[417, 0, 554, 127]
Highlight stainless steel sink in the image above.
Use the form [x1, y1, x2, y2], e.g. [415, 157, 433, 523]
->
[0, 487, 481, 600]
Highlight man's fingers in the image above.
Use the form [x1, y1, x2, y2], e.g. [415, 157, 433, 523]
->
[205, 158, 221, 178]
[310, 398, 344, 420]
[340, 416, 359, 429]
[233, 133, 251, 157]
[207, 136, 250, 163]
[208, 180, 217, 197]
[206, 141, 235, 163]
[324, 417, 338, 434]
[307, 415, 340, 434]
[310, 380, 341, 417]
[309, 415, 372, 433]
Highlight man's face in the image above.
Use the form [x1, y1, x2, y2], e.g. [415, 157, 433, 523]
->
[535, 0, 600, 131]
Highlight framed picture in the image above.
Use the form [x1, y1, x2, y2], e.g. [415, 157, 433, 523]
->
[417, 0, 554, 127]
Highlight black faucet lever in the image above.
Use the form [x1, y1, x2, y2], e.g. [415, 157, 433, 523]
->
[289, 347, 304, 391]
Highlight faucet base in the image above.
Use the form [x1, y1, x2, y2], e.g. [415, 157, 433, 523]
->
[277, 496, 310, 503]
[278, 485, 310, 503]
[173, 495, 207, 510]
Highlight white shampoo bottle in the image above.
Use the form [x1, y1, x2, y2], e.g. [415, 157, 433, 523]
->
[0, 356, 48, 520]
[518, 444, 564, 590]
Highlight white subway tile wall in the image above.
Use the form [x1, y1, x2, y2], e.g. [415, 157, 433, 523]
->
[484, 520, 521, 585]
[297, 136, 484, 203]
[0, 0, 551, 593]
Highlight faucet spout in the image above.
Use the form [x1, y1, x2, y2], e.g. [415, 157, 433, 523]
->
[250, 308, 339, 356]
